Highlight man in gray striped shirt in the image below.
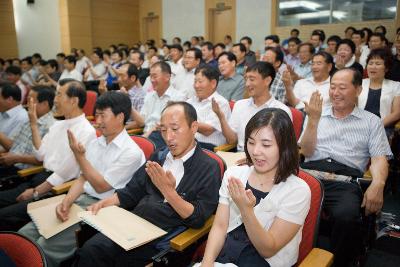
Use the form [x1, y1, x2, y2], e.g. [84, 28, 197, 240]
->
[299, 68, 392, 267]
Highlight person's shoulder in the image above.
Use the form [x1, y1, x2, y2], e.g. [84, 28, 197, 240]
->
[282, 174, 311, 193]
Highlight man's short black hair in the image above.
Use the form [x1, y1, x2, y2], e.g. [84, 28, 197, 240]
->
[345, 26, 356, 33]
[311, 29, 326, 42]
[5, 66, 22, 76]
[56, 53, 66, 58]
[59, 79, 87, 109]
[327, 35, 341, 45]
[246, 61, 276, 81]
[148, 46, 158, 53]
[291, 28, 300, 35]
[186, 48, 202, 60]
[173, 37, 182, 43]
[288, 37, 301, 45]
[32, 53, 42, 60]
[169, 44, 183, 52]
[201, 41, 214, 51]
[264, 35, 280, 44]
[217, 52, 237, 64]
[370, 32, 385, 42]
[225, 35, 232, 40]
[65, 55, 77, 66]
[375, 25, 387, 36]
[298, 42, 315, 54]
[131, 50, 145, 61]
[95, 91, 132, 124]
[47, 59, 59, 71]
[232, 43, 246, 53]
[31, 85, 55, 109]
[214, 43, 226, 50]
[240, 36, 252, 45]
[163, 101, 197, 127]
[195, 65, 220, 87]
[337, 39, 356, 54]
[352, 30, 365, 39]
[93, 50, 103, 60]
[0, 82, 21, 102]
[22, 57, 32, 65]
[265, 46, 284, 66]
[312, 51, 334, 65]
[125, 63, 138, 80]
[151, 61, 172, 75]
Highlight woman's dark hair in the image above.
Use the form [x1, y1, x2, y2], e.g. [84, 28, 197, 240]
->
[95, 91, 132, 124]
[244, 108, 299, 183]
[366, 48, 393, 73]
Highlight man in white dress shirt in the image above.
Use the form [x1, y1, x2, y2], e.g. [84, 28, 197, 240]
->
[174, 48, 202, 99]
[213, 62, 292, 151]
[168, 44, 185, 88]
[187, 65, 231, 150]
[59, 56, 83, 82]
[19, 91, 146, 267]
[0, 79, 96, 231]
[284, 51, 333, 109]
[130, 61, 185, 148]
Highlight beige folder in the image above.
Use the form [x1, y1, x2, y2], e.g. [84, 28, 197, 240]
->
[27, 194, 84, 239]
[78, 206, 167, 251]
[216, 151, 246, 168]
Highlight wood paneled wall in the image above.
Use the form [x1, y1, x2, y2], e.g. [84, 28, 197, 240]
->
[0, 0, 18, 59]
[205, 0, 236, 42]
[139, 0, 162, 45]
[91, 0, 140, 49]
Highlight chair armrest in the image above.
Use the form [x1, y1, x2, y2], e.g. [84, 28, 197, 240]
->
[363, 169, 372, 179]
[213, 143, 236, 152]
[127, 128, 144, 135]
[298, 248, 334, 267]
[51, 180, 76, 195]
[395, 120, 400, 130]
[17, 166, 45, 177]
[170, 215, 214, 251]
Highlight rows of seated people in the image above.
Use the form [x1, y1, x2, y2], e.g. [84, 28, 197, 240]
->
[0, 24, 399, 267]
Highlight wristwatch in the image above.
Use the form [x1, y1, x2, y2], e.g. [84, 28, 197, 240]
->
[33, 189, 40, 201]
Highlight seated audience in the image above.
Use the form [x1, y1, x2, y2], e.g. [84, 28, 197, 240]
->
[216, 52, 245, 101]
[213, 62, 292, 151]
[387, 32, 400, 82]
[168, 44, 185, 88]
[19, 91, 146, 267]
[187, 65, 231, 150]
[35, 59, 61, 87]
[83, 50, 107, 92]
[0, 82, 28, 143]
[299, 68, 392, 266]
[284, 37, 301, 68]
[72, 101, 221, 267]
[104, 50, 123, 91]
[264, 35, 280, 48]
[231, 43, 247, 75]
[291, 42, 314, 81]
[129, 50, 149, 86]
[284, 51, 333, 109]
[359, 32, 386, 68]
[5, 66, 28, 103]
[59, 55, 83, 82]
[344, 26, 357, 39]
[200, 108, 310, 267]
[214, 43, 226, 59]
[224, 35, 233, 51]
[240, 36, 257, 67]
[325, 35, 341, 57]
[75, 49, 90, 74]
[358, 49, 400, 133]
[201, 41, 218, 69]
[262, 47, 287, 102]
[333, 39, 364, 75]
[0, 79, 96, 231]
[56, 53, 66, 73]
[310, 29, 326, 52]
[175, 48, 201, 99]
[352, 30, 368, 65]
[281, 28, 300, 50]
[130, 62, 185, 148]
[0, 86, 55, 177]
[20, 56, 39, 87]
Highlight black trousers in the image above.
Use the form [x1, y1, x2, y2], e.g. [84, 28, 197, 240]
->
[0, 171, 51, 231]
[73, 232, 159, 267]
[321, 180, 363, 267]
[0, 165, 19, 179]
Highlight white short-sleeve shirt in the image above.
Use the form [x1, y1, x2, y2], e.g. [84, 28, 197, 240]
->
[292, 77, 331, 109]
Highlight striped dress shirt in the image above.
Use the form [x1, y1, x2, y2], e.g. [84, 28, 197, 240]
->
[302, 106, 392, 172]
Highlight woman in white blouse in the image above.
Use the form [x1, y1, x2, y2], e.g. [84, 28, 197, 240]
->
[200, 108, 311, 267]
[359, 48, 400, 132]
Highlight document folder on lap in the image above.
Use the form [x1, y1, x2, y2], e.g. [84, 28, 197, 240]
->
[27, 194, 84, 239]
[78, 206, 167, 251]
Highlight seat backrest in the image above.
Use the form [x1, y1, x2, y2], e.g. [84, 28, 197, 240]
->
[296, 170, 324, 265]
[83, 91, 97, 117]
[290, 107, 304, 141]
[202, 149, 226, 179]
[0, 232, 46, 267]
[130, 135, 155, 160]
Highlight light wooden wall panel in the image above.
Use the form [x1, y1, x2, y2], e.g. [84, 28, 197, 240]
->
[0, 0, 18, 59]
[205, 0, 236, 42]
[139, 0, 162, 44]
[91, 0, 140, 49]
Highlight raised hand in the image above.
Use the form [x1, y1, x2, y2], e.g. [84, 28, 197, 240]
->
[145, 161, 176, 195]
[67, 129, 86, 156]
[28, 97, 38, 125]
[211, 98, 223, 118]
[304, 91, 323, 121]
[227, 177, 256, 212]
